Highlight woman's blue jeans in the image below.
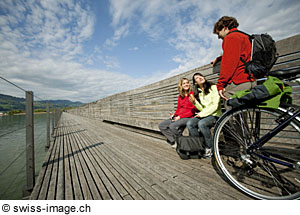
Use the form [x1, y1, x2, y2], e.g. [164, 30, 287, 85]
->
[186, 116, 217, 149]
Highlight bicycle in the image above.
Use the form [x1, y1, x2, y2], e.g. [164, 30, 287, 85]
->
[213, 68, 300, 199]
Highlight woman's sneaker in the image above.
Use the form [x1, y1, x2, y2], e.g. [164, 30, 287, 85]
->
[171, 142, 177, 149]
[166, 139, 177, 149]
[203, 148, 212, 159]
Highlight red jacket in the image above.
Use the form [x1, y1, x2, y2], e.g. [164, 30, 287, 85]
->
[174, 91, 197, 118]
[216, 28, 254, 91]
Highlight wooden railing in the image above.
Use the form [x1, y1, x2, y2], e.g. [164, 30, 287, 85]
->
[68, 34, 300, 132]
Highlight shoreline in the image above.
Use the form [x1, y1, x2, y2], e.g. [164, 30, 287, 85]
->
[0, 112, 48, 116]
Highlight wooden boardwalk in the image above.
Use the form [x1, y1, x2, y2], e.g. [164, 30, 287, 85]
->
[30, 112, 250, 200]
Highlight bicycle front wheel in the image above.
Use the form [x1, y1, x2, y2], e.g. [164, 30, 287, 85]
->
[214, 107, 300, 199]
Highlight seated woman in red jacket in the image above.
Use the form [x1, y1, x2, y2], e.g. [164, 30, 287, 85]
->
[159, 78, 197, 148]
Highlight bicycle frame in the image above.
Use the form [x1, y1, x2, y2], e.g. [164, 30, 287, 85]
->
[247, 109, 300, 168]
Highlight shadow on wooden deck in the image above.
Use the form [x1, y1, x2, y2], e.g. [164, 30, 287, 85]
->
[30, 112, 250, 200]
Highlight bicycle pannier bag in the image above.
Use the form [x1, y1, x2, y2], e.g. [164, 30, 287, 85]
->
[227, 76, 292, 109]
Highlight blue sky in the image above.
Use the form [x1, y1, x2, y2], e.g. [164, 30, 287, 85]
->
[0, 0, 300, 103]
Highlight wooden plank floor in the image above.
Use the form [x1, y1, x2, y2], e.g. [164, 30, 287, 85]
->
[30, 112, 251, 200]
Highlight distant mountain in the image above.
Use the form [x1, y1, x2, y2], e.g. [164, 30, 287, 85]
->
[0, 93, 84, 112]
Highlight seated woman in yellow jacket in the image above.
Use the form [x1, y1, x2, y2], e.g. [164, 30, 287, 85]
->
[187, 73, 222, 158]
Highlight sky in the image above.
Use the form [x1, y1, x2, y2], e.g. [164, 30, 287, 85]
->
[0, 0, 300, 103]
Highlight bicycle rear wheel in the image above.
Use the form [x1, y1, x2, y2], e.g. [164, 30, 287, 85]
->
[213, 106, 300, 199]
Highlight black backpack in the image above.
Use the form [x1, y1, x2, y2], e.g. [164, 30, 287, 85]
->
[176, 136, 204, 160]
[227, 30, 278, 79]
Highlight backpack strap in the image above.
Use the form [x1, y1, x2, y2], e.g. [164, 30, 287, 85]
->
[226, 29, 250, 37]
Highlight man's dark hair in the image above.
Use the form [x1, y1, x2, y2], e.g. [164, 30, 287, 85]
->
[213, 16, 239, 34]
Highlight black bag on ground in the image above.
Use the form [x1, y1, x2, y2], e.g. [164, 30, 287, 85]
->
[176, 136, 204, 160]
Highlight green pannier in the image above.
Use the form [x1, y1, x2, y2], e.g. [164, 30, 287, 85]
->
[228, 76, 292, 109]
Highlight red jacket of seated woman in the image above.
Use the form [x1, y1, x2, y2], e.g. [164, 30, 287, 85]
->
[174, 91, 197, 118]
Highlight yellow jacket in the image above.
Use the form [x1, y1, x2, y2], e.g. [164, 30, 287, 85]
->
[193, 85, 222, 118]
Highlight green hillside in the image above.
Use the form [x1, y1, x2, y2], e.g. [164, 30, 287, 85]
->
[0, 93, 83, 112]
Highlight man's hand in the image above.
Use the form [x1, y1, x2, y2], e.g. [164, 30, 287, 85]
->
[218, 88, 228, 101]
[210, 58, 217, 66]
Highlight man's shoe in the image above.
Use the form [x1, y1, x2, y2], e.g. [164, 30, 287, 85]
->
[203, 148, 212, 159]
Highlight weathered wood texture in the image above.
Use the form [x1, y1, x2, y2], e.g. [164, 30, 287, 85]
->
[30, 113, 250, 200]
[68, 34, 300, 132]
[25, 91, 35, 194]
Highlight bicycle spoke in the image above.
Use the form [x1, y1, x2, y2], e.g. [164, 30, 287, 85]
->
[258, 160, 299, 196]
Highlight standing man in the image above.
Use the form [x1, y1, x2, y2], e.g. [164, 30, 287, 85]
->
[212, 16, 255, 103]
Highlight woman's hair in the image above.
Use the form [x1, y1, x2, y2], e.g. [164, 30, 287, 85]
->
[192, 73, 213, 100]
[213, 16, 239, 34]
[178, 78, 192, 97]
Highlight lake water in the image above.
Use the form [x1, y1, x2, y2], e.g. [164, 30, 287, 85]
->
[0, 113, 51, 199]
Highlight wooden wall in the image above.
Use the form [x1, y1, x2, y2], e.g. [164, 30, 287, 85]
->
[68, 34, 300, 132]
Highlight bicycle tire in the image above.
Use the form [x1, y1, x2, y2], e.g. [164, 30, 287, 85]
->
[213, 106, 300, 199]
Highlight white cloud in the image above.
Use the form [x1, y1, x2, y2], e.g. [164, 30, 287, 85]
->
[1, 0, 300, 104]
[0, 0, 127, 103]
[105, 23, 130, 48]
[101, 56, 121, 70]
[129, 47, 139, 51]
[108, 0, 300, 79]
